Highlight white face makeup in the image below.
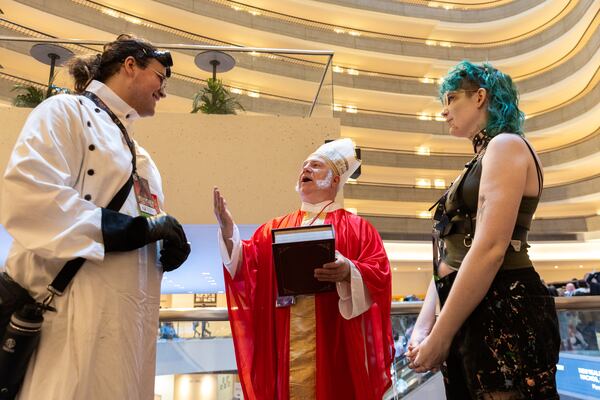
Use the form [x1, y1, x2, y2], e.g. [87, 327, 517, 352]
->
[295, 157, 339, 203]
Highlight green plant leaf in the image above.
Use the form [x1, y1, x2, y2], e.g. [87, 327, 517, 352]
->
[190, 78, 244, 115]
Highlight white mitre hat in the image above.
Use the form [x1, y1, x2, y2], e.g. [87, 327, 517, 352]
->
[308, 138, 361, 191]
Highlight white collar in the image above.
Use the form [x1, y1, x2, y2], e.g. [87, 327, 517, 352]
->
[85, 80, 140, 129]
[301, 200, 342, 214]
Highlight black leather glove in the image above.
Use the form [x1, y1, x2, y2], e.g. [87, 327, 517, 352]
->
[160, 239, 191, 272]
[102, 209, 188, 252]
[145, 213, 187, 248]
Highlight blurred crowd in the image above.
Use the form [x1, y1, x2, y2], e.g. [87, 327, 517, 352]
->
[545, 271, 600, 297]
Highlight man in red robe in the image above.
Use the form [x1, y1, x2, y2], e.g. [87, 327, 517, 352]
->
[214, 138, 393, 399]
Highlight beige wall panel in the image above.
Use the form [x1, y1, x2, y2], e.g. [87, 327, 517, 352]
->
[0, 109, 339, 224]
[392, 271, 431, 298]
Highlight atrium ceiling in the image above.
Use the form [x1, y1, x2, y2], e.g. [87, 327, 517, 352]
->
[0, 0, 599, 264]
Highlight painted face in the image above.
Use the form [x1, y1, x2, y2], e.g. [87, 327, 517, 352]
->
[440, 89, 483, 139]
[296, 156, 340, 204]
[130, 59, 167, 117]
[296, 157, 336, 195]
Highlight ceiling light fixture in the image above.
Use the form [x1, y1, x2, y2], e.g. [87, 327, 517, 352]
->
[101, 8, 119, 18]
[415, 146, 430, 156]
[416, 178, 431, 188]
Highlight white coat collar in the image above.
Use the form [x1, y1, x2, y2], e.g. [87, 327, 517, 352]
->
[301, 200, 342, 214]
[85, 80, 140, 130]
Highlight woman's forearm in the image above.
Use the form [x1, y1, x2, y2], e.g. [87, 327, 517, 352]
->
[414, 278, 438, 333]
[430, 245, 504, 339]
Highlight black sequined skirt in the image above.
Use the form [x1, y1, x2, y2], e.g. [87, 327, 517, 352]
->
[435, 267, 560, 400]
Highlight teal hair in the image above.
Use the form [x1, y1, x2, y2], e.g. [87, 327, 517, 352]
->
[438, 60, 525, 137]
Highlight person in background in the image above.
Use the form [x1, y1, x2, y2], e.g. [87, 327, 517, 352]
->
[407, 61, 560, 399]
[1, 34, 190, 399]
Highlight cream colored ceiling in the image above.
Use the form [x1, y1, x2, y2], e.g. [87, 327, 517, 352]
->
[76, 0, 599, 77]
[177, 0, 570, 44]
[1, 0, 599, 220]
[2, 0, 596, 115]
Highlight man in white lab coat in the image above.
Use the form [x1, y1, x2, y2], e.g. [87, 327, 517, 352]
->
[0, 34, 190, 399]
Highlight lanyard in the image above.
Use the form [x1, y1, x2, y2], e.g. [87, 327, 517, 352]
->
[83, 91, 137, 175]
[306, 200, 335, 226]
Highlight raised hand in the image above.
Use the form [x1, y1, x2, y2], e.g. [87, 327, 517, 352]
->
[213, 187, 235, 241]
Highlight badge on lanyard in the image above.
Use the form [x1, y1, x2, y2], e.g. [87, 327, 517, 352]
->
[133, 174, 160, 217]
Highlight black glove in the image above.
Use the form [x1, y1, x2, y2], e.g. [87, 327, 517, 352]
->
[160, 239, 191, 272]
[145, 213, 187, 248]
[102, 209, 187, 252]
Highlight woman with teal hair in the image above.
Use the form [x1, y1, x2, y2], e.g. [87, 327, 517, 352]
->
[407, 61, 560, 399]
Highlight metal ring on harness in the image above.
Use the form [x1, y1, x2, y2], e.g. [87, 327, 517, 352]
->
[463, 234, 472, 248]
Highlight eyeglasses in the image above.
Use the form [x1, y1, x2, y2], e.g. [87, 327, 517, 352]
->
[442, 89, 479, 107]
[147, 66, 168, 91]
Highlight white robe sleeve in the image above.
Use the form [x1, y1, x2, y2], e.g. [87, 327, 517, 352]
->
[218, 224, 242, 277]
[336, 255, 373, 320]
[0, 97, 104, 262]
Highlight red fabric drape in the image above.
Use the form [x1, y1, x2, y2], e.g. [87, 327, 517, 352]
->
[224, 209, 393, 400]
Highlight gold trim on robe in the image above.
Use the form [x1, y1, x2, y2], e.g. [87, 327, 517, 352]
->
[289, 294, 316, 399]
[288, 209, 327, 399]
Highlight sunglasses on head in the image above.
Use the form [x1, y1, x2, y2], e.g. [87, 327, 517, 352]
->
[141, 48, 173, 77]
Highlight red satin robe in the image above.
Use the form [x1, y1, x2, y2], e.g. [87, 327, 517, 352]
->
[224, 209, 393, 400]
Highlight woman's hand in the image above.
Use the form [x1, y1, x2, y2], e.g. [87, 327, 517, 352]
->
[409, 333, 451, 373]
[407, 326, 430, 354]
[406, 327, 429, 370]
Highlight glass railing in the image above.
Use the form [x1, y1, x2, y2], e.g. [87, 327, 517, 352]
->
[554, 296, 600, 399]
[157, 296, 600, 399]
[0, 35, 334, 118]
[158, 308, 230, 341]
[384, 302, 437, 399]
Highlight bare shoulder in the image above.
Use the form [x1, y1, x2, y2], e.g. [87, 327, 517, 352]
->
[488, 133, 527, 149]
[484, 133, 530, 162]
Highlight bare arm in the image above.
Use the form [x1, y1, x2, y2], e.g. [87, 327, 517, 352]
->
[408, 278, 437, 350]
[412, 134, 535, 371]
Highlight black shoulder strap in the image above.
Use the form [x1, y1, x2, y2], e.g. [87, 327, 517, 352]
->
[520, 136, 544, 196]
[48, 175, 134, 295]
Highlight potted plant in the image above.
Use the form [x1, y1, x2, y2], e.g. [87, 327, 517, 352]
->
[191, 78, 244, 114]
[11, 75, 71, 108]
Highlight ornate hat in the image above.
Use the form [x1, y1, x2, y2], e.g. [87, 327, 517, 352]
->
[308, 138, 361, 191]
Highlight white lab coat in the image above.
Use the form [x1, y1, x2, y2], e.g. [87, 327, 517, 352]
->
[1, 81, 164, 400]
